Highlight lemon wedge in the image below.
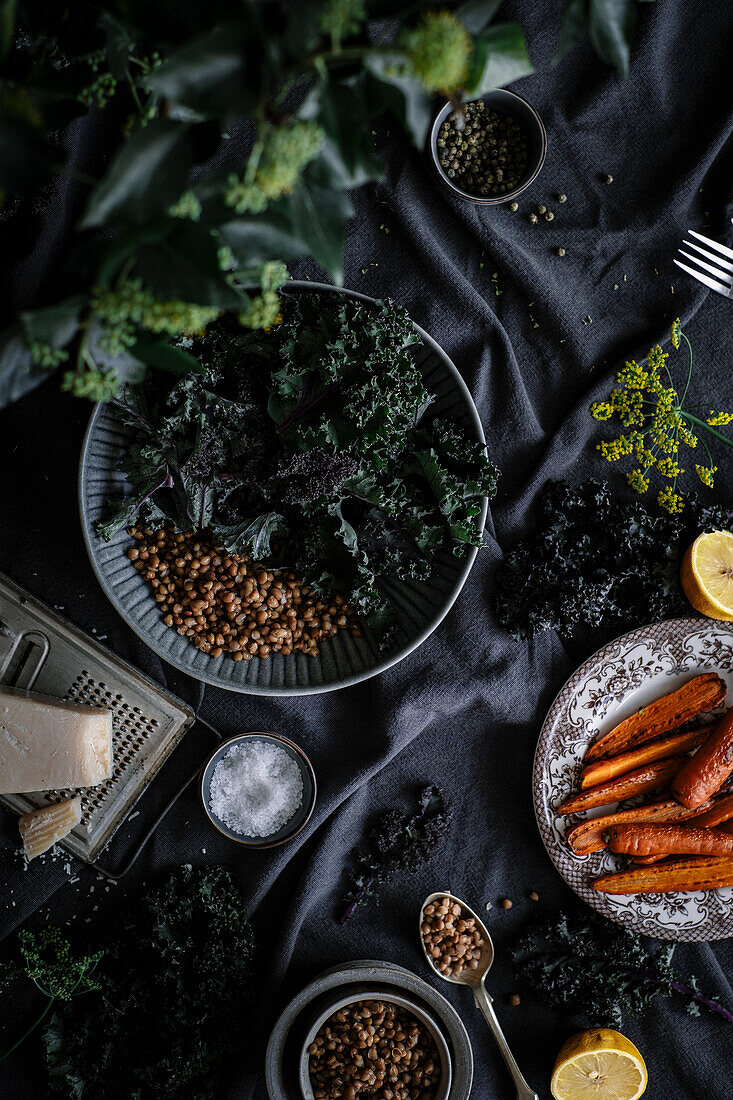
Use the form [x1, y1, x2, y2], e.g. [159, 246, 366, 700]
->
[551, 1029, 647, 1100]
[680, 530, 733, 621]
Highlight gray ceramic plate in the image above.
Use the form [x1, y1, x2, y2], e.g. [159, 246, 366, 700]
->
[265, 959, 474, 1100]
[78, 282, 488, 695]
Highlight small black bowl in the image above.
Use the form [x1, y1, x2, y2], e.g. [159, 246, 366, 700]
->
[201, 732, 316, 849]
[429, 88, 547, 205]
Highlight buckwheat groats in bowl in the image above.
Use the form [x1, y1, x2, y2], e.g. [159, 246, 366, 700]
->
[307, 998, 442, 1100]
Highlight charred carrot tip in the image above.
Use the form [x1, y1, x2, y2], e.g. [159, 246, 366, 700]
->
[584, 673, 726, 763]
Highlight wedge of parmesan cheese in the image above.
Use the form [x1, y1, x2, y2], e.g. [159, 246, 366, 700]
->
[19, 795, 82, 859]
[0, 687, 113, 794]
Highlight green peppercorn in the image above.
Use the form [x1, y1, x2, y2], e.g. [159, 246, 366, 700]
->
[537, 204, 546, 215]
[605, 174, 613, 184]
[529, 213, 538, 224]
[509, 202, 518, 212]
[436, 101, 528, 198]
[545, 211, 554, 221]
[557, 193, 567, 203]
[556, 247, 566, 256]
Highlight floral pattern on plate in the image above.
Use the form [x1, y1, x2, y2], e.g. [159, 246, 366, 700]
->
[533, 618, 733, 941]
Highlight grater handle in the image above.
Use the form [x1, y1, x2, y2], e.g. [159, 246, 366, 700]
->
[92, 713, 222, 883]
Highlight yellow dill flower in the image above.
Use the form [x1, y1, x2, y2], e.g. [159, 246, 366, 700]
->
[655, 456, 683, 478]
[647, 345, 668, 372]
[597, 435, 633, 461]
[653, 432, 679, 454]
[657, 486, 684, 514]
[591, 322, 731, 504]
[695, 464, 717, 488]
[634, 441, 656, 469]
[617, 360, 649, 390]
[707, 410, 733, 426]
[626, 468, 649, 494]
[617, 389, 644, 427]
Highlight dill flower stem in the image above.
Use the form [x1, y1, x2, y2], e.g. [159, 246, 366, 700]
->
[0, 995, 54, 1065]
[680, 411, 733, 450]
[680, 333, 694, 404]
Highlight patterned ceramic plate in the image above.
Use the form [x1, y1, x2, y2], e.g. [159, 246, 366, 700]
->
[534, 618, 733, 941]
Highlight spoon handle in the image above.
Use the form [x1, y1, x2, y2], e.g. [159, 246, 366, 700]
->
[472, 983, 538, 1100]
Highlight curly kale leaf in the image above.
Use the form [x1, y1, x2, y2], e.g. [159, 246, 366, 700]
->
[44, 865, 255, 1100]
[339, 784, 452, 923]
[216, 511, 286, 559]
[494, 480, 731, 640]
[511, 909, 733, 1028]
[98, 297, 499, 647]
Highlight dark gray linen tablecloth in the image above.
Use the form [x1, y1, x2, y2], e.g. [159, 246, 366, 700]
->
[2, 2, 733, 1097]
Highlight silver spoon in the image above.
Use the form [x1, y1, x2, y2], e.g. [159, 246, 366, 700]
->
[419, 891, 538, 1100]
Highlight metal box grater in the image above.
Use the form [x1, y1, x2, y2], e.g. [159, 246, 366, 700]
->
[0, 571, 196, 861]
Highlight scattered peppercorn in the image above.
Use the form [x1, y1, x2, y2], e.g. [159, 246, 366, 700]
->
[509, 202, 518, 212]
[605, 174, 613, 184]
[422, 896, 486, 979]
[437, 100, 528, 198]
[556, 247, 566, 256]
[529, 213, 538, 224]
[557, 193, 567, 203]
[509, 994, 521, 1006]
[545, 211, 554, 221]
[308, 999, 441, 1100]
[537, 204, 546, 215]
[127, 527, 360, 662]
[500, 898, 513, 910]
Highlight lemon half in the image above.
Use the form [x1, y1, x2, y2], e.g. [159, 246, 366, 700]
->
[551, 1029, 647, 1100]
[680, 530, 733, 621]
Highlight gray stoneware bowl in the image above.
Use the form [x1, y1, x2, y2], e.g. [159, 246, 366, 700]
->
[430, 89, 546, 205]
[265, 960, 473, 1100]
[200, 732, 316, 849]
[78, 282, 488, 695]
[299, 989, 452, 1100]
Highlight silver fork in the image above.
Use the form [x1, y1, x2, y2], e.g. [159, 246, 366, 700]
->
[675, 224, 733, 299]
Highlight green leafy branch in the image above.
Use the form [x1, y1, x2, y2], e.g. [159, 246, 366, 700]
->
[0, 929, 102, 1066]
[0, 0, 649, 409]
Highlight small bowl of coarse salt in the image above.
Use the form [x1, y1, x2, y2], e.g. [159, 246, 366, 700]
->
[201, 732, 316, 848]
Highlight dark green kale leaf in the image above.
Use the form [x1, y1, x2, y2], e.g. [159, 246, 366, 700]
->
[216, 511, 286, 559]
[44, 865, 255, 1100]
[494, 479, 732, 640]
[340, 785, 451, 923]
[511, 909, 733, 1028]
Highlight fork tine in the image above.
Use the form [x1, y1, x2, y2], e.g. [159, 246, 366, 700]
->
[684, 239, 733, 275]
[673, 258, 731, 296]
[688, 229, 733, 263]
[678, 248, 733, 286]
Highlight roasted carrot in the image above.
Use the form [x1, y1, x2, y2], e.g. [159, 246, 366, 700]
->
[556, 757, 685, 816]
[584, 673, 726, 763]
[565, 798, 714, 855]
[606, 823, 733, 858]
[579, 727, 710, 789]
[687, 792, 733, 829]
[593, 855, 733, 894]
[672, 709, 733, 808]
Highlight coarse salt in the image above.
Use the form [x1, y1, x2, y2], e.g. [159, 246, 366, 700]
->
[208, 740, 303, 837]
